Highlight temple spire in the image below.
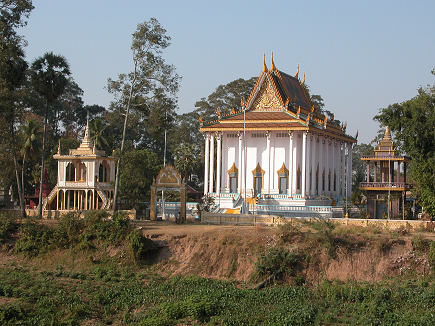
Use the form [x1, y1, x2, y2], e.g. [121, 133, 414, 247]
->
[271, 52, 276, 71]
[383, 126, 391, 140]
[294, 64, 299, 78]
[263, 53, 268, 72]
[301, 72, 305, 85]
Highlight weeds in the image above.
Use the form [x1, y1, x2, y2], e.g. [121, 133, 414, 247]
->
[255, 247, 306, 282]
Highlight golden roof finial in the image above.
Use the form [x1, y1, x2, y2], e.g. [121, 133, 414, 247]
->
[294, 64, 299, 78]
[263, 53, 267, 72]
[384, 126, 391, 140]
[271, 52, 276, 71]
[301, 72, 305, 85]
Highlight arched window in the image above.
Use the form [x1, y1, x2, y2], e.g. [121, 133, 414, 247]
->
[99, 160, 110, 182]
[333, 172, 336, 191]
[66, 162, 75, 181]
[78, 162, 87, 181]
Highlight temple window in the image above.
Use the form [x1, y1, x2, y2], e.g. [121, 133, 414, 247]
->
[315, 166, 319, 194]
[328, 170, 331, 191]
[98, 160, 110, 182]
[66, 162, 75, 181]
[333, 172, 337, 191]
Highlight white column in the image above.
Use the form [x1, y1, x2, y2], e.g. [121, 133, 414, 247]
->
[347, 143, 353, 197]
[216, 133, 222, 194]
[209, 134, 215, 193]
[301, 131, 307, 197]
[288, 131, 293, 196]
[292, 133, 298, 194]
[266, 132, 271, 193]
[305, 133, 311, 196]
[311, 134, 317, 196]
[325, 138, 330, 194]
[317, 136, 323, 196]
[331, 139, 337, 196]
[340, 142, 345, 197]
[204, 133, 209, 195]
[238, 133, 242, 193]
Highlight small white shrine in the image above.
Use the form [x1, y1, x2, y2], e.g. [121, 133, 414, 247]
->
[200, 55, 357, 214]
[42, 118, 116, 211]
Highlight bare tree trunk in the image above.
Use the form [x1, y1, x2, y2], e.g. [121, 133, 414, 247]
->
[113, 58, 138, 212]
[38, 102, 48, 218]
[21, 151, 26, 201]
[9, 122, 26, 218]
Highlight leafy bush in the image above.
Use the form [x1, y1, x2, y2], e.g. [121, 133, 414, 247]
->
[128, 229, 158, 263]
[255, 247, 305, 282]
[80, 211, 130, 246]
[0, 214, 18, 243]
[428, 241, 435, 273]
[14, 221, 53, 257]
[52, 212, 84, 249]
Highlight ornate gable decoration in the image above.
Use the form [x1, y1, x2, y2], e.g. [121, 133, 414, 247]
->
[250, 76, 282, 111]
[154, 165, 183, 187]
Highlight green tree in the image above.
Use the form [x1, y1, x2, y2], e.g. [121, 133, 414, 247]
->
[89, 117, 109, 154]
[30, 52, 70, 217]
[173, 142, 200, 182]
[352, 143, 374, 192]
[107, 18, 180, 211]
[119, 149, 161, 206]
[0, 0, 33, 217]
[20, 119, 41, 198]
[194, 77, 257, 121]
[374, 71, 435, 218]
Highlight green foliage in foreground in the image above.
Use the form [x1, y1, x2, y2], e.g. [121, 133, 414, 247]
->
[0, 266, 433, 325]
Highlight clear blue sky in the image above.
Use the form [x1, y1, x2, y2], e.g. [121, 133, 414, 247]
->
[20, 0, 435, 144]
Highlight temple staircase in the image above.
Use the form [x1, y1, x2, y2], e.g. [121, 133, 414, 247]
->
[42, 186, 58, 211]
[95, 185, 110, 210]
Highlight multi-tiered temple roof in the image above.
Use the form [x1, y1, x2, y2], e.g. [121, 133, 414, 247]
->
[200, 54, 356, 143]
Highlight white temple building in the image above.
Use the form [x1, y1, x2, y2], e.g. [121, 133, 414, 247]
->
[42, 118, 116, 212]
[200, 55, 356, 214]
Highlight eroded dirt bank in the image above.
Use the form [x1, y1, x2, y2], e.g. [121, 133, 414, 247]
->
[139, 222, 433, 284]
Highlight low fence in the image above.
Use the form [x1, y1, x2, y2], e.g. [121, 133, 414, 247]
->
[201, 212, 434, 231]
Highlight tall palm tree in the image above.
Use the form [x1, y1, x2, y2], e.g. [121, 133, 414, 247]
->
[30, 52, 70, 217]
[89, 117, 109, 152]
[20, 119, 41, 200]
[174, 142, 200, 182]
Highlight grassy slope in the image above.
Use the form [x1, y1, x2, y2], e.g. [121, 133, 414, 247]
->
[0, 212, 434, 325]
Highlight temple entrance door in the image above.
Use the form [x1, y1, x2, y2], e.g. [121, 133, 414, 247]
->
[254, 176, 262, 196]
[229, 176, 237, 193]
[279, 176, 287, 194]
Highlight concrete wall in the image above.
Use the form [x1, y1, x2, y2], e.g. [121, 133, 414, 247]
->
[201, 212, 434, 231]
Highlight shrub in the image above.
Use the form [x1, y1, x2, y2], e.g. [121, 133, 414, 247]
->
[255, 247, 305, 282]
[428, 241, 435, 273]
[14, 221, 53, 257]
[52, 212, 84, 248]
[0, 215, 18, 243]
[128, 229, 158, 263]
[81, 211, 130, 246]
